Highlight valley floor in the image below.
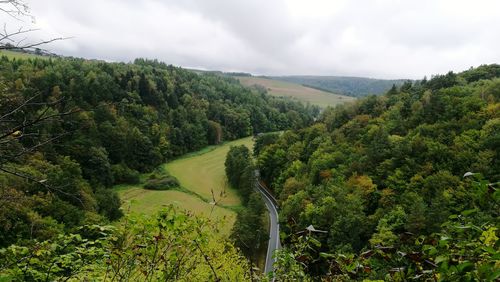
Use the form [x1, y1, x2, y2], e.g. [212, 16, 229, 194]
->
[115, 136, 254, 235]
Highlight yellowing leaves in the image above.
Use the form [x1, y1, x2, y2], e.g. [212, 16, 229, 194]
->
[480, 226, 498, 247]
[347, 174, 376, 196]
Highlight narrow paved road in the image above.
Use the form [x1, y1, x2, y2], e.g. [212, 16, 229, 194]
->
[255, 172, 281, 275]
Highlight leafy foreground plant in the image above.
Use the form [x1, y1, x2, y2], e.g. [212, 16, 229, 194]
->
[0, 207, 251, 281]
[273, 178, 499, 281]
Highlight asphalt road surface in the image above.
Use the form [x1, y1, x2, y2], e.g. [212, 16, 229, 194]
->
[256, 179, 281, 274]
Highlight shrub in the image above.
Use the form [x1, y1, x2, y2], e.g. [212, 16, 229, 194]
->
[143, 175, 179, 190]
[111, 164, 140, 184]
[95, 188, 123, 221]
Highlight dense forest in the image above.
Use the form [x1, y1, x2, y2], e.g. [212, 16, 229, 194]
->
[271, 75, 407, 97]
[1, 53, 499, 281]
[258, 65, 500, 280]
[0, 55, 318, 251]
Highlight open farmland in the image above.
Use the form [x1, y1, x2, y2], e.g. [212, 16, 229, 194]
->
[0, 50, 47, 60]
[237, 76, 356, 108]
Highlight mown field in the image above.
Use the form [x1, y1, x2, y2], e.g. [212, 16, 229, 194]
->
[116, 137, 255, 235]
[0, 50, 45, 60]
[237, 76, 356, 108]
[164, 137, 254, 207]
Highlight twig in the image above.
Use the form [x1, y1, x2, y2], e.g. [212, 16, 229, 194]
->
[193, 239, 220, 282]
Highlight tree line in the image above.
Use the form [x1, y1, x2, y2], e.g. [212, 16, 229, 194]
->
[225, 145, 267, 266]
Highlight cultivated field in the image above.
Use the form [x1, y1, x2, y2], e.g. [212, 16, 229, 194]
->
[116, 136, 254, 234]
[237, 76, 356, 108]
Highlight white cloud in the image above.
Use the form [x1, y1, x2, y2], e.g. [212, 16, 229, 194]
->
[10, 0, 500, 78]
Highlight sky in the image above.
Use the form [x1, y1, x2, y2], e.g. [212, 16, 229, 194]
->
[6, 0, 500, 79]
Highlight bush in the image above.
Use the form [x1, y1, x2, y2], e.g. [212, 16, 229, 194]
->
[95, 188, 123, 221]
[143, 175, 179, 190]
[111, 164, 140, 184]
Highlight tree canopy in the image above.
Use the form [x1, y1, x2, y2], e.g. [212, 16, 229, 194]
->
[256, 64, 500, 280]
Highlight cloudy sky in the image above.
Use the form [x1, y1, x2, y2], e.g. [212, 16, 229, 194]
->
[9, 0, 500, 78]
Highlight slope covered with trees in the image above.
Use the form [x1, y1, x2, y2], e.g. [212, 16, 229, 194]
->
[258, 65, 500, 280]
[0, 55, 318, 249]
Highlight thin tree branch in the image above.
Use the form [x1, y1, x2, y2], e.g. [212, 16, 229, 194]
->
[193, 239, 220, 282]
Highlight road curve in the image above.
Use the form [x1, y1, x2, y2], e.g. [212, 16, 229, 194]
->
[255, 172, 281, 275]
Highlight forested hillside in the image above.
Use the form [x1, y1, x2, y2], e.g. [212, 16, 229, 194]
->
[0, 55, 318, 249]
[271, 75, 407, 97]
[258, 65, 500, 280]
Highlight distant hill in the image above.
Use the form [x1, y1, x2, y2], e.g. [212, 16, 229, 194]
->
[270, 75, 408, 97]
[237, 76, 356, 108]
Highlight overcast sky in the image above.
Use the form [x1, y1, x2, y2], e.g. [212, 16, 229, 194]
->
[10, 0, 500, 79]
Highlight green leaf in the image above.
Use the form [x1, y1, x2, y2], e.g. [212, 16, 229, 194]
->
[435, 255, 448, 264]
[308, 237, 321, 248]
[319, 252, 335, 258]
[461, 209, 478, 216]
[457, 261, 474, 273]
[423, 245, 438, 256]
[487, 269, 500, 281]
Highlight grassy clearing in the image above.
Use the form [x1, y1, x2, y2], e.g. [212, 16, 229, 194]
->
[115, 136, 254, 235]
[237, 76, 356, 108]
[164, 137, 254, 207]
[0, 50, 46, 60]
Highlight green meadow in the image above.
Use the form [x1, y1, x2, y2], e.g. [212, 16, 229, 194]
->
[0, 50, 46, 60]
[116, 136, 255, 235]
[164, 136, 254, 207]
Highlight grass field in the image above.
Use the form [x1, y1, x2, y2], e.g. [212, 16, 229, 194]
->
[0, 50, 46, 60]
[116, 136, 255, 235]
[164, 136, 254, 207]
[237, 76, 356, 108]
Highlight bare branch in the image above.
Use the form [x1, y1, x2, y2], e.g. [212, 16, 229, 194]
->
[0, 1, 68, 52]
[0, 0, 32, 21]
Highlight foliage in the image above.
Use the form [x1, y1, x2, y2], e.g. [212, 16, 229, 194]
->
[225, 145, 267, 265]
[143, 174, 180, 191]
[0, 207, 252, 281]
[231, 192, 267, 261]
[110, 163, 140, 185]
[95, 188, 123, 221]
[0, 224, 114, 281]
[225, 145, 252, 202]
[256, 65, 500, 279]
